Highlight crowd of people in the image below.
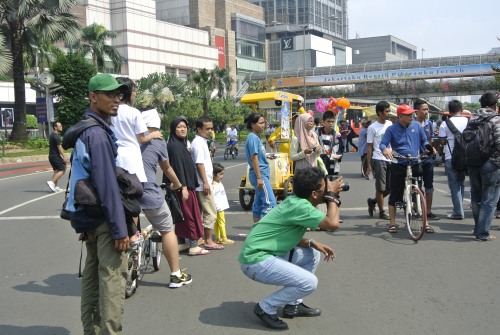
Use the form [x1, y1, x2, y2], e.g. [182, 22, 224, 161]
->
[57, 73, 499, 333]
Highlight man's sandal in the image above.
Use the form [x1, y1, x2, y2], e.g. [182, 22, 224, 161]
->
[425, 225, 435, 233]
[387, 224, 398, 233]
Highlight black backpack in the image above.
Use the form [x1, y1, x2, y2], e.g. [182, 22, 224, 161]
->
[446, 115, 496, 171]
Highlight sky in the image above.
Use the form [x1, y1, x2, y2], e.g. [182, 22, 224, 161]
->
[348, 0, 499, 59]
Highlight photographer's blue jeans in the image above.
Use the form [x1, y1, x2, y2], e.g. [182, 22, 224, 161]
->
[444, 159, 466, 218]
[469, 161, 500, 240]
[240, 246, 320, 315]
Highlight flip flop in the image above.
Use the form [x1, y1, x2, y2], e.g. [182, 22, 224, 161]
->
[189, 249, 210, 256]
[204, 244, 224, 250]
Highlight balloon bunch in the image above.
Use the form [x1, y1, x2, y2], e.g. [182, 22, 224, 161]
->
[312, 96, 351, 115]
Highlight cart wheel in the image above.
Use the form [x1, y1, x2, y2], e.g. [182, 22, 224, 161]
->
[239, 180, 254, 210]
[282, 177, 294, 199]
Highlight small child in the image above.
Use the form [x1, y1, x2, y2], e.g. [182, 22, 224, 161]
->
[212, 163, 234, 244]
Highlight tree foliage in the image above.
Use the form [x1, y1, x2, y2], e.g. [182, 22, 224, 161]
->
[0, 0, 82, 142]
[0, 34, 12, 74]
[76, 23, 123, 73]
[50, 52, 95, 129]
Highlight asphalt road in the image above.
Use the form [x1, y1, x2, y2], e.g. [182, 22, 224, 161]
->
[0, 148, 499, 335]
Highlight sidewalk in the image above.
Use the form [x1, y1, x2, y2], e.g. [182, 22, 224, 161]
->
[1, 153, 70, 165]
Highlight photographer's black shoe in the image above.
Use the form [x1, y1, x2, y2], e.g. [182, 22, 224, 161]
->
[282, 303, 321, 318]
[254, 303, 288, 330]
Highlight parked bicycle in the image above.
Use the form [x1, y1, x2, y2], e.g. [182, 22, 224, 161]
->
[392, 152, 428, 241]
[125, 224, 163, 298]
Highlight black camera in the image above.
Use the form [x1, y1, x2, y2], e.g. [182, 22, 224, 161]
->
[326, 175, 350, 192]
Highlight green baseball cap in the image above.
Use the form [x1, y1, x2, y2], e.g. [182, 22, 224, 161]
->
[88, 74, 128, 93]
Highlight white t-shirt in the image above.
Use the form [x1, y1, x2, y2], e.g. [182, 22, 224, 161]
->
[438, 116, 469, 160]
[212, 181, 230, 211]
[111, 104, 148, 182]
[191, 135, 213, 192]
[227, 128, 238, 139]
[367, 120, 392, 162]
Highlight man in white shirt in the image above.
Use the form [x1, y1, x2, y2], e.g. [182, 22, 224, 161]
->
[366, 101, 393, 220]
[191, 116, 223, 250]
[438, 100, 469, 220]
[227, 124, 238, 148]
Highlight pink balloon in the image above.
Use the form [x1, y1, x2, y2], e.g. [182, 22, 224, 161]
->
[315, 98, 328, 113]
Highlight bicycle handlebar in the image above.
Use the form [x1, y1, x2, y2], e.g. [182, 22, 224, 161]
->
[392, 152, 428, 161]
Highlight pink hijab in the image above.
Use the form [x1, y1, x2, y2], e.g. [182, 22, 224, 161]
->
[294, 113, 318, 166]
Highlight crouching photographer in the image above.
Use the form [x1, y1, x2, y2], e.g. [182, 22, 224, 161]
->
[238, 167, 344, 330]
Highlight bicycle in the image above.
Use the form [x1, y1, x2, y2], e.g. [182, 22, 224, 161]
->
[125, 224, 163, 298]
[224, 139, 238, 160]
[392, 152, 428, 241]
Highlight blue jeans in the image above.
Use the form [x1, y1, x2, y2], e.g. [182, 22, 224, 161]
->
[469, 161, 500, 239]
[240, 247, 321, 315]
[444, 159, 466, 217]
[249, 174, 276, 219]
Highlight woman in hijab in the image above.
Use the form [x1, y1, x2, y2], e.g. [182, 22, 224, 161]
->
[290, 113, 322, 171]
[166, 116, 209, 256]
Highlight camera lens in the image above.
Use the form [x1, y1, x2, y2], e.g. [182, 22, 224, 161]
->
[341, 182, 350, 192]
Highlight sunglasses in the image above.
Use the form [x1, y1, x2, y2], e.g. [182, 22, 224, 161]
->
[94, 91, 124, 100]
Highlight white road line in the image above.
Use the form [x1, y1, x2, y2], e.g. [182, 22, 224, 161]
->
[0, 170, 50, 181]
[0, 192, 60, 215]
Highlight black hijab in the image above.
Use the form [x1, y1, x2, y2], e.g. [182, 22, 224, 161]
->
[165, 116, 199, 189]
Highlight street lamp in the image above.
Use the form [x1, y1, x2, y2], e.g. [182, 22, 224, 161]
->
[422, 48, 425, 59]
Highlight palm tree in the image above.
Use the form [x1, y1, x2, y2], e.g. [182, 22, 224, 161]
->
[0, 34, 12, 75]
[0, 0, 81, 142]
[77, 23, 123, 73]
[189, 68, 216, 116]
[134, 72, 188, 114]
[212, 66, 233, 98]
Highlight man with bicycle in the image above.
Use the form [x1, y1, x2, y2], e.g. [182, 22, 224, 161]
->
[226, 124, 238, 153]
[380, 104, 435, 234]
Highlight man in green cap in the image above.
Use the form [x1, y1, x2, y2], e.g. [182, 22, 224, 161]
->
[63, 73, 130, 334]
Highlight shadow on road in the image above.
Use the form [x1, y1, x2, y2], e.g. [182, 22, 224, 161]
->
[0, 325, 70, 335]
[12, 273, 80, 297]
[199, 301, 268, 331]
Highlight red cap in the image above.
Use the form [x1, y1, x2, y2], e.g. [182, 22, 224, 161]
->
[397, 104, 416, 116]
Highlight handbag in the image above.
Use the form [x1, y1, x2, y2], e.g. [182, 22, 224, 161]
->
[165, 187, 184, 223]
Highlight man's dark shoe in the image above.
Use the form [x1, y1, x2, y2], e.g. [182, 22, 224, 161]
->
[254, 303, 288, 330]
[367, 198, 376, 217]
[427, 212, 440, 221]
[282, 303, 321, 318]
[379, 211, 390, 220]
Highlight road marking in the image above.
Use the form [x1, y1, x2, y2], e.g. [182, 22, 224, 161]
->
[0, 192, 60, 215]
[0, 170, 50, 181]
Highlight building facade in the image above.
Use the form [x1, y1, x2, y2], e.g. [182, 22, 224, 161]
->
[347, 35, 417, 64]
[247, 0, 350, 70]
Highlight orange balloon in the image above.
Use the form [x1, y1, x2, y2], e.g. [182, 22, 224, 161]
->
[337, 97, 351, 109]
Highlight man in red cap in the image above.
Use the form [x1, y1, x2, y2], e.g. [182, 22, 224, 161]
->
[379, 104, 434, 234]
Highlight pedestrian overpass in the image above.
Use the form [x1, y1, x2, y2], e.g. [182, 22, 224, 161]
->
[242, 53, 500, 100]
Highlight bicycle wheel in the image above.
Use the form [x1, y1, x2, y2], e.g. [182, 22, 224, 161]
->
[224, 148, 230, 160]
[152, 241, 162, 271]
[404, 185, 427, 241]
[361, 156, 369, 180]
[125, 249, 139, 298]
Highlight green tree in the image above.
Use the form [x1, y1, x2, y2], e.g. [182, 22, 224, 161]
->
[77, 23, 123, 72]
[51, 51, 96, 128]
[248, 79, 275, 93]
[212, 66, 233, 98]
[0, 34, 12, 74]
[0, 0, 81, 142]
[189, 68, 216, 116]
[135, 72, 187, 115]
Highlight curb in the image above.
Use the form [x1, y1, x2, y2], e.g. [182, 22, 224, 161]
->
[1, 153, 70, 165]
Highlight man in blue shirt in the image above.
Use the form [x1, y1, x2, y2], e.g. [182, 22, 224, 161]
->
[380, 104, 434, 234]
